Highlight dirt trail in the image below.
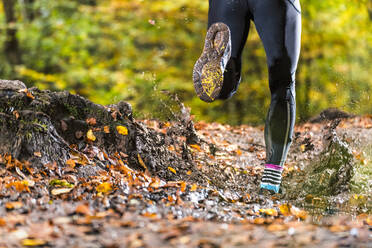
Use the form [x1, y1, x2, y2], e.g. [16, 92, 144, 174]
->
[0, 83, 371, 247]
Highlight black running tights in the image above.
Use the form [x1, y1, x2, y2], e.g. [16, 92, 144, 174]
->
[208, 0, 301, 166]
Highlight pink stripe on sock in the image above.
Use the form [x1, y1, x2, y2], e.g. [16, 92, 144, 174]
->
[265, 164, 283, 171]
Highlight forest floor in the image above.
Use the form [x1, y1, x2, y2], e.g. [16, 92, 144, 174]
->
[0, 113, 371, 247]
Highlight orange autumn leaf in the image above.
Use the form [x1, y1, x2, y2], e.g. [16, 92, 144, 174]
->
[75, 204, 92, 216]
[86, 117, 97, 125]
[6, 180, 30, 192]
[236, 149, 242, 156]
[66, 159, 76, 168]
[267, 224, 287, 232]
[19, 88, 35, 100]
[137, 154, 148, 170]
[189, 144, 201, 152]
[103, 126, 110, 133]
[253, 218, 265, 225]
[186, 170, 192, 175]
[5, 201, 23, 210]
[142, 212, 159, 219]
[180, 182, 187, 192]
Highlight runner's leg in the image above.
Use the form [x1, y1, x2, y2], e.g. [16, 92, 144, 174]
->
[208, 0, 250, 99]
[250, 0, 301, 192]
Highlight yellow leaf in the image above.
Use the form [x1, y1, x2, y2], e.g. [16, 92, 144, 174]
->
[186, 170, 192, 175]
[116, 125, 128, 135]
[96, 182, 113, 194]
[259, 208, 278, 217]
[22, 239, 46, 246]
[168, 167, 177, 174]
[190, 184, 197, 191]
[236, 149, 242, 156]
[87, 129, 96, 141]
[279, 204, 291, 216]
[66, 159, 76, 168]
[300, 144, 306, 152]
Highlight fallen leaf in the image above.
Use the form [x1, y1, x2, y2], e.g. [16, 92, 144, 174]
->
[87, 129, 96, 141]
[19, 88, 35, 100]
[300, 144, 306, 152]
[253, 218, 265, 225]
[49, 179, 74, 188]
[0, 218, 6, 226]
[142, 212, 158, 219]
[96, 182, 113, 194]
[103, 125, 110, 133]
[168, 167, 177, 174]
[267, 224, 287, 232]
[75, 204, 92, 216]
[259, 208, 278, 217]
[180, 182, 187, 192]
[137, 154, 148, 170]
[86, 117, 97, 125]
[33, 151, 42, 157]
[186, 170, 192, 175]
[5, 201, 23, 210]
[116, 125, 128, 135]
[6, 180, 30, 192]
[290, 206, 308, 220]
[13, 110, 20, 119]
[22, 239, 46, 247]
[51, 187, 73, 196]
[190, 144, 201, 152]
[190, 184, 197, 191]
[236, 149, 242, 156]
[279, 204, 291, 216]
[66, 159, 76, 168]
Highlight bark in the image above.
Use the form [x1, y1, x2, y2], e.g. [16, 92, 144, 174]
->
[2, 0, 21, 64]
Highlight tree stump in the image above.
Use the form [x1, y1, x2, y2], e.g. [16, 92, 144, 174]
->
[0, 80, 197, 180]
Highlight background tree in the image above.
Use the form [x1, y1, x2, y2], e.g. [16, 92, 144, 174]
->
[0, 0, 371, 125]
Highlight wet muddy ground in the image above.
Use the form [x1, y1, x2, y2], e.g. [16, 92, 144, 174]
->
[0, 115, 371, 247]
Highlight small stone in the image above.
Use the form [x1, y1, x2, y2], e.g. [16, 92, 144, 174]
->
[0, 80, 26, 91]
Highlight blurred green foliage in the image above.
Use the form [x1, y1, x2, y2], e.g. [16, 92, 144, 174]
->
[0, 0, 371, 125]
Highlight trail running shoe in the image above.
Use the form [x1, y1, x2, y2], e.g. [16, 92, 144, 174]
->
[193, 22, 231, 102]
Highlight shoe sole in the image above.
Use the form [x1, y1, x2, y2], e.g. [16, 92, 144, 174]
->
[193, 23, 231, 102]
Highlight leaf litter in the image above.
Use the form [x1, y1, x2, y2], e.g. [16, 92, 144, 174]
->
[0, 114, 371, 247]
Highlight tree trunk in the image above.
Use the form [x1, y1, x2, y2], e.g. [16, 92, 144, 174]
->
[2, 0, 21, 65]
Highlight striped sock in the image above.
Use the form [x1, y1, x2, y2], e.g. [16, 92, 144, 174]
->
[260, 164, 283, 193]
